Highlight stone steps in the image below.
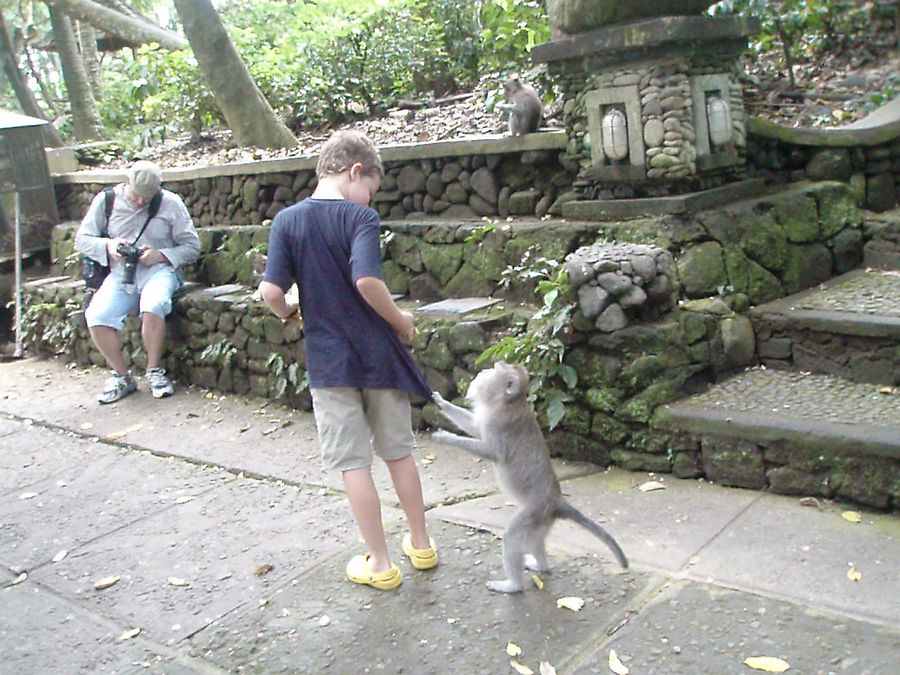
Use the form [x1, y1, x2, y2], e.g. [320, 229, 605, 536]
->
[749, 267, 900, 385]
[651, 263, 900, 508]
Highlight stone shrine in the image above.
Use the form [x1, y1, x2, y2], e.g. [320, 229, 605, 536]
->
[533, 3, 760, 213]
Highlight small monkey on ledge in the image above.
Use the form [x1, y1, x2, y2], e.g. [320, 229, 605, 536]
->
[498, 76, 542, 136]
[432, 361, 628, 593]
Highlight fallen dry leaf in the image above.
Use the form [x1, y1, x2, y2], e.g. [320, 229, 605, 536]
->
[847, 565, 862, 582]
[506, 642, 522, 657]
[743, 656, 790, 672]
[539, 662, 557, 675]
[510, 660, 534, 675]
[94, 575, 121, 590]
[52, 549, 68, 563]
[174, 496, 193, 504]
[608, 649, 629, 674]
[876, 385, 898, 395]
[117, 627, 141, 641]
[18, 492, 37, 500]
[106, 423, 143, 440]
[318, 615, 331, 627]
[168, 576, 189, 587]
[532, 574, 544, 590]
[798, 497, 821, 509]
[637, 481, 666, 492]
[841, 511, 862, 523]
[556, 596, 585, 612]
[11, 572, 27, 585]
[254, 563, 274, 576]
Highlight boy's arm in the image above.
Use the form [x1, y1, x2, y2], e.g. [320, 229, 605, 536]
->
[260, 280, 300, 321]
[355, 275, 415, 343]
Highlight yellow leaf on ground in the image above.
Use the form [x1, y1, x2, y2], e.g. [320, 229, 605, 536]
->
[847, 565, 862, 582]
[743, 656, 790, 672]
[539, 661, 557, 675]
[506, 642, 522, 656]
[510, 660, 534, 675]
[841, 511, 862, 523]
[106, 423, 143, 440]
[638, 481, 666, 492]
[168, 577, 189, 587]
[556, 596, 585, 611]
[608, 649, 629, 674]
[117, 627, 141, 641]
[532, 574, 544, 590]
[94, 575, 121, 590]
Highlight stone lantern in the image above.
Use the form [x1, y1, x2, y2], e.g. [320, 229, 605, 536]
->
[533, 2, 761, 217]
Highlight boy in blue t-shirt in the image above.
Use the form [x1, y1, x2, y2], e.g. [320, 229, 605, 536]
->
[260, 130, 437, 590]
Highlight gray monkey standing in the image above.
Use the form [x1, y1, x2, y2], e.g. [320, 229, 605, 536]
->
[432, 361, 628, 593]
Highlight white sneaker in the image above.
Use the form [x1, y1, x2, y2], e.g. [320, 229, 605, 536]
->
[99, 371, 137, 404]
[145, 367, 174, 398]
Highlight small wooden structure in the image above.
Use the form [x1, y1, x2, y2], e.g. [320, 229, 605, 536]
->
[0, 110, 58, 357]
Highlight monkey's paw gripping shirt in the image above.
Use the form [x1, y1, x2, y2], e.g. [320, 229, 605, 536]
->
[263, 198, 430, 399]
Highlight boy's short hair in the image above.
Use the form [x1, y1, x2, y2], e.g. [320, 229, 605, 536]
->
[316, 130, 384, 180]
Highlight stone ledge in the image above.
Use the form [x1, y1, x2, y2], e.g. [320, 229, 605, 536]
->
[532, 15, 760, 63]
[652, 369, 900, 461]
[49, 132, 569, 183]
[747, 95, 900, 147]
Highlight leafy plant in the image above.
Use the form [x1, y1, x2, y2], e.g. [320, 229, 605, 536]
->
[479, 0, 550, 71]
[266, 352, 308, 399]
[478, 252, 576, 430]
[199, 339, 237, 367]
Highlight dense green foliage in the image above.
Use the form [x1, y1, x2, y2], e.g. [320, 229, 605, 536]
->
[713, 0, 899, 102]
[86, 0, 549, 148]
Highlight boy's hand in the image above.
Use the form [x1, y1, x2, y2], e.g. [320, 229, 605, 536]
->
[394, 310, 417, 344]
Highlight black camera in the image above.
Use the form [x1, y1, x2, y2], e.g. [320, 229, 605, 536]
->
[117, 242, 142, 286]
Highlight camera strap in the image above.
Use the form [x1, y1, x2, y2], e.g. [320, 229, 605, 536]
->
[103, 188, 163, 246]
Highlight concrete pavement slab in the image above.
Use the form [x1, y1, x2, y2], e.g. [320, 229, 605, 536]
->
[431, 469, 761, 573]
[1, 446, 226, 573]
[0, 359, 600, 511]
[0, 419, 97, 495]
[0, 580, 195, 674]
[687, 493, 900, 626]
[573, 579, 900, 674]
[187, 520, 648, 674]
[29, 473, 369, 644]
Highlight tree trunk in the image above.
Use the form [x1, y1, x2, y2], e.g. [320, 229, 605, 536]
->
[48, 4, 103, 140]
[76, 21, 103, 98]
[0, 13, 64, 146]
[172, 0, 297, 149]
[45, 0, 187, 51]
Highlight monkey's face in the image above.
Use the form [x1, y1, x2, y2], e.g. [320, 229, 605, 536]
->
[467, 361, 529, 408]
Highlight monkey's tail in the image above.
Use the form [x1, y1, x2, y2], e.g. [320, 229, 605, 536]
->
[556, 501, 629, 569]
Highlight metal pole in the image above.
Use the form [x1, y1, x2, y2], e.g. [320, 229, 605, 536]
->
[13, 190, 23, 358]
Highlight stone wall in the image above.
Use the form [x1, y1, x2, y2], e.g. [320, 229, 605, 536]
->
[34, 181, 863, 473]
[746, 100, 900, 213]
[52, 135, 576, 228]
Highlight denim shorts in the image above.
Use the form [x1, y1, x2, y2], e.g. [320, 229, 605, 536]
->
[84, 265, 181, 330]
[311, 387, 415, 472]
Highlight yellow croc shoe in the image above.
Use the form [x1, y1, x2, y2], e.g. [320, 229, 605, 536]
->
[346, 554, 402, 590]
[402, 533, 438, 570]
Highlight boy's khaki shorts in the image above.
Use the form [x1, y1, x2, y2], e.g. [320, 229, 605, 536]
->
[311, 387, 415, 472]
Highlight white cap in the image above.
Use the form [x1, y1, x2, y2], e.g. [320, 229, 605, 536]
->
[128, 161, 162, 199]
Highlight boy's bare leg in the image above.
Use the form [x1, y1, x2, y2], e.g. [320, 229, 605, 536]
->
[342, 466, 392, 573]
[385, 454, 430, 549]
[89, 325, 127, 374]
